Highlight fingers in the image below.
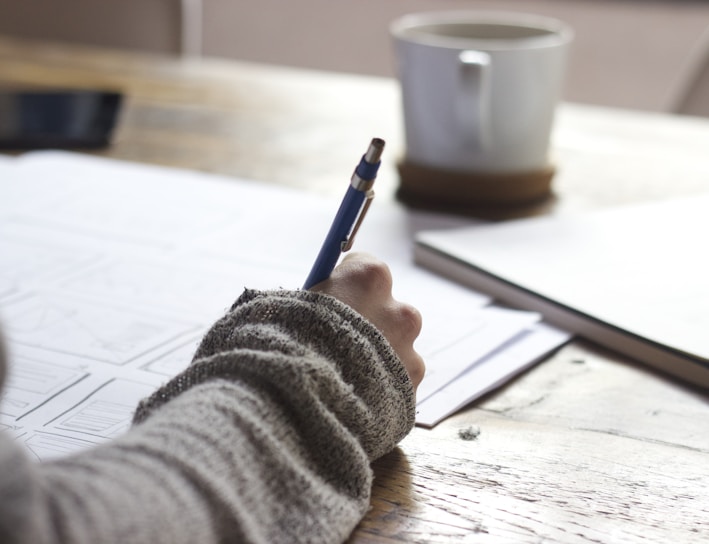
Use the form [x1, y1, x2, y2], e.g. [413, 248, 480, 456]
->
[309, 253, 425, 389]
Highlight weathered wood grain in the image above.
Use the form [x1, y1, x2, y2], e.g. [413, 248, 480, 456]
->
[356, 344, 708, 543]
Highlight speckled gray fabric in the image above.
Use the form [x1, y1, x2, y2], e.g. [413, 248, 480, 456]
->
[0, 289, 415, 544]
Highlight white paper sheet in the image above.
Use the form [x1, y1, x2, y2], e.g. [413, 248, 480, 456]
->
[415, 323, 571, 427]
[0, 151, 570, 455]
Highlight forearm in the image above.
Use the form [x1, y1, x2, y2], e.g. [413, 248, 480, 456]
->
[137, 289, 415, 459]
[41, 377, 370, 544]
[0, 289, 415, 544]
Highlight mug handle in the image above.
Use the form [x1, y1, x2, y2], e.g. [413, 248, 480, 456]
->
[458, 50, 491, 150]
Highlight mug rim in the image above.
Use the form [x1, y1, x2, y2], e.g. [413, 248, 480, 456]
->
[390, 11, 574, 50]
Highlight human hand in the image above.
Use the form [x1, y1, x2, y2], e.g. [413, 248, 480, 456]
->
[309, 252, 425, 390]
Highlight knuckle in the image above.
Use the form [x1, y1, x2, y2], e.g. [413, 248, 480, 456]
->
[408, 353, 426, 386]
[353, 259, 393, 291]
[395, 303, 423, 338]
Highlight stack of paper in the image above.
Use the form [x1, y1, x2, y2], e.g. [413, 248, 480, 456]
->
[0, 152, 570, 459]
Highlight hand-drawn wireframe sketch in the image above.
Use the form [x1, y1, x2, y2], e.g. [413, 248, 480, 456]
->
[57, 258, 244, 320]
[0, 151, 569, 450]
[14, 377, 161, 461]
[19, 432, 99, 461]
[0, 355, 87, 419]
[142, 336, 202, 377]
[49, 378, 156, 439]
[2, 293, 200, 365]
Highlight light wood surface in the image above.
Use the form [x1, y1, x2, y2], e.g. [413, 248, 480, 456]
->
[1, 36, 708, 543]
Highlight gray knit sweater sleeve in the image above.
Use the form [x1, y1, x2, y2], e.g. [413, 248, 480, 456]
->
[0, 289, 416, 544]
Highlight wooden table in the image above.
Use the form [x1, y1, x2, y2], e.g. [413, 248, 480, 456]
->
[2, 36, 708, 543]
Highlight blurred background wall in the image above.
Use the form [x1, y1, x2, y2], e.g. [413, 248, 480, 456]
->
[0, 0, 707, 115]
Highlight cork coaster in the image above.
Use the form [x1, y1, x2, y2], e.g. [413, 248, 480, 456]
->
[396, 160, 556, 217]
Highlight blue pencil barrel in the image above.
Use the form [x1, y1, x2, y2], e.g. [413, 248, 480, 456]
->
[303, 185, 365, 289]
[302, 138, 384, 289]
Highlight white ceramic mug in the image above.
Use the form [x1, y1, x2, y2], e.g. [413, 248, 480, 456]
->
[391, 12, 573, 174]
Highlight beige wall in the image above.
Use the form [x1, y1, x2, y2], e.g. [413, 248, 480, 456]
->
[0, 0, 183, 53]
[1, 0, 708, 113]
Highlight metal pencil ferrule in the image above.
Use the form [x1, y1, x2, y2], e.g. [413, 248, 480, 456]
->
[350, 174, 376, 192]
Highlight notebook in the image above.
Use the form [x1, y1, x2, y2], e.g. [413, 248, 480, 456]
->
[415, 195, 709, 388]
